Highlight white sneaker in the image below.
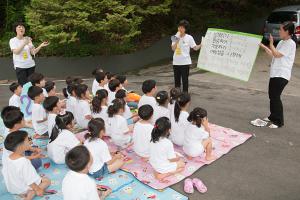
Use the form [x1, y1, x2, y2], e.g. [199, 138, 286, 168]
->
[251, 119, 268, 127]
[263, 117, 271, 122]
[269, 124, 279, 129]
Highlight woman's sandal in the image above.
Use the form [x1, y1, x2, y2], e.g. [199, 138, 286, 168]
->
[184, 178, 194, 194]
[192, 178, 207, 193]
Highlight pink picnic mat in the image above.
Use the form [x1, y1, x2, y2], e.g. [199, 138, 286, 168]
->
[76, 123, 252, 190]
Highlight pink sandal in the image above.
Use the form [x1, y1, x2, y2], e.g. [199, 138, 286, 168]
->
[192, 178, 207, 193]
[184, 178, 194, 194]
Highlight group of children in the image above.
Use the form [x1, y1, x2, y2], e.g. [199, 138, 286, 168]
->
[2, 68, 216, 199]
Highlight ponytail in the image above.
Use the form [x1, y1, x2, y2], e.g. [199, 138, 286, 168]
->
[50, 111, 74, 143]
[169, 88, 181, 105]
[92, 96, 102, 114]
[62, 88, 68, 98]
[187, 107, 207, 128]
[151, 117, 171, 143]
[174, 93, 191, 122]
[85, 118, 105, 142]
[107, 98, 125, 118]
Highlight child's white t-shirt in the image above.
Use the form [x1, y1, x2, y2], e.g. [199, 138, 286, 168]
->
[66, 96, 77, 115]
[149, 138, 177, 174]
[92, 79, 98, 96]
[104, 83, 109, 91]
[32, 103, 48, 135]
[74, 99, 91, 129]
[153, 105, 170, 123]
[62, 170, 100, 200]
[107, 114, 131, 146]
[170, 111, 189, 146]
[9, 94, 21, 108]
[133, 122, 153, 157]
[107, 91, 116, 105]
[183, 123, 209, 157]
[47, 113, 57, 138]
[138, 95, 157, 108]
[47, 129, 80, 164]
[42, 88, 48, 97]
[92, 106, 108, 124]
[123, 104, 132, 119]
[2, 157, 41, 195]
[84, 138, 112, 173]
[92, 84, 105, 96]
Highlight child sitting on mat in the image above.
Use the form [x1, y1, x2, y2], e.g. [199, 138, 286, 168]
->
[92, 71, 108, 96]
[47, 112, 80, 164]
[3, 131, 50, 200]
[43, 96, 62, 138]
[104, 72, 115, 91]
[168, 87, 181, 117]
[115, 89, 139, 125]
[170, 93, 191, 146]
[107, 79, 122, 104]
[183, 107, 216, 161]
[153, 91, 170, 123]
[91, 67, 104, 95]
[74, 84, 92, 129]
[149, 117, 185, 181]
[28, 86, 48, 138]
[28, 73, 47, 97]
[133, 105, 154, 160]
[63, 83, 77, 115]
[92, 89, 109, 125]
[138, 79, 157, 109]
[84, 118, 124, 179]
[63, 145, 111, 200]
[8, 82, 22, 108]
[106, 98, 132, 148]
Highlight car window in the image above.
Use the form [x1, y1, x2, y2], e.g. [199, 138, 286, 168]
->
[267, 11, 298, 23]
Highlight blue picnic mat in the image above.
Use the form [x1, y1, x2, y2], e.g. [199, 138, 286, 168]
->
[0, 118, 187, 200]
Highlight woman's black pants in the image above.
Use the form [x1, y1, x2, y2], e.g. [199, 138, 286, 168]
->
[15, 66, 36, 86]
[173, 65, 190, 92]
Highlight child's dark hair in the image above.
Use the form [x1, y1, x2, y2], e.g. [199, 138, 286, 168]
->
[2, 109, 23, 129]
[178, 19, 190, 33]
[96, 89, 108, 97]
[65, 145, 90, 172]
[9, 82, 20, 93]
[75, 84, 88, 99]
[43, 96, 59, 112]
[116, 75, 127, 84]
[151, 117, 171, 143]
[28, 86, 43, 100]
[95, 71, 106, 84]
[50, 111, 74, 143]
[108, 79, 121, 92]
[105, 72, 115, 80]
[92, 90, 108, 113]
[138, 105, 153, 120]
[92, 67, 103, 76]
[85, 118, 105, 142]
[156, 91, 169, 106]
[107, 98, 125, 117]
[142, 79, 156, 94]
[44, 81, 55, 93]
[4, 130, 28, 152]
[282, 21, 297, 44]
[187, 107, 207, 128]
[174, 93, 191, 122]
[28, 73, 44, 86]
[65, 76, 74, 85]
[1, 106, 20, 119]
[73, 78, 84, 84]
[13, 21, 26, 34]
[169, 88, 181, 104]
[115, 89, 127, 99]
[63, 83, 76, 98]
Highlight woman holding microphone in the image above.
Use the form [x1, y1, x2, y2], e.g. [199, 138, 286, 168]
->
[252, 21, 296, 128]
[9, 22, 49, 85]
[171, 20, 202, 93]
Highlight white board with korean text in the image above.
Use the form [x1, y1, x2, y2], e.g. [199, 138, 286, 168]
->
[197, 28, 263, 81]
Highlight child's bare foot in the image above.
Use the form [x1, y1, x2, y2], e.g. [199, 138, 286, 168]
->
[154, 171, 172, 181]
[205, 154, 217, 161]
[24, 190, 35, 200]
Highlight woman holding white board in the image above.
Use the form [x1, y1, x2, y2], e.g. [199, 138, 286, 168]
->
[252, 21, 296, 128]
[171, 20, 201, 92]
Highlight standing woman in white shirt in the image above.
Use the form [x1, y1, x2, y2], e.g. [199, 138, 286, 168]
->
[9, 22, 49, 85]
[259, 21, 297, 128]
[171, 20, 201, 92]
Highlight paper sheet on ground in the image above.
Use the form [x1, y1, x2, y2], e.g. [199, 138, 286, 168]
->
[197, 28, 262, 81]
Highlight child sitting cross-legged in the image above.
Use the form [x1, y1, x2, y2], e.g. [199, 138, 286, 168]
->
[84, 118, 124, 179]
[47, 111, 80, 164]
[183, 107, 216, 161]
[3, 131, 50, 200]
[62, 145, 111, 200]
[106, 98, 132, 148]
[132, 104, 154, 160]
[149, 117, 185, 181]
